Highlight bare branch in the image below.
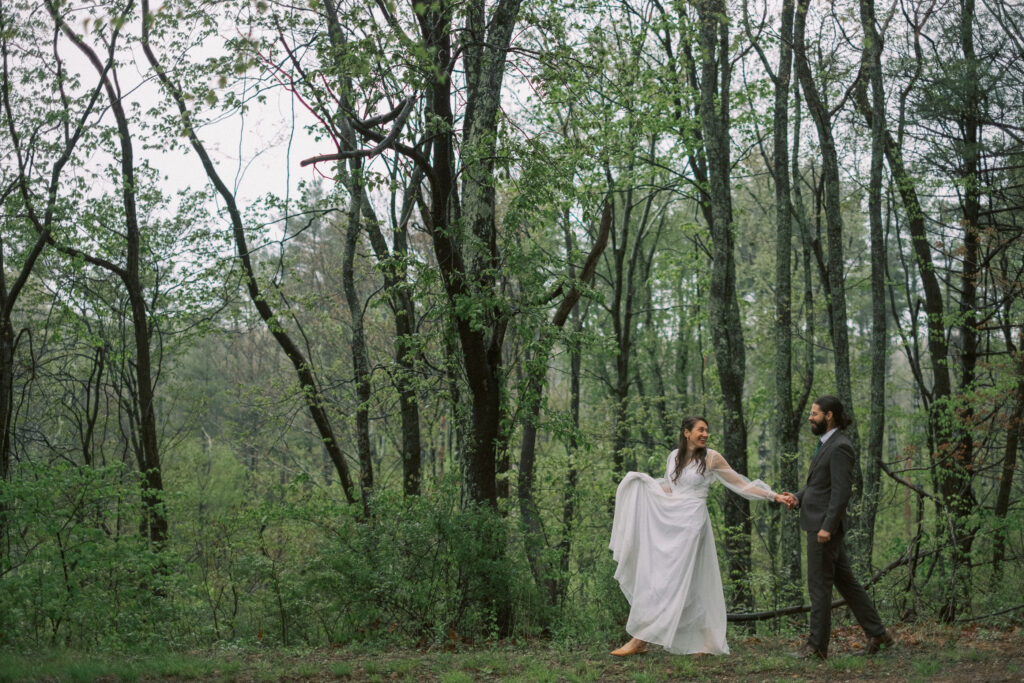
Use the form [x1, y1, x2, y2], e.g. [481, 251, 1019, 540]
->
[300, 96, 416, 167]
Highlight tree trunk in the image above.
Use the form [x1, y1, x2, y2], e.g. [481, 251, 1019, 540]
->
[696, 0, 751, 612]
[560, 302, 583, 603]
[769, 0, 804, 604]
[794, 0, 863, 553]
[858, 0, 888, 562]
[361, 191, 423, 496]
[940, 0, 981, 620]
[457, 0, 522, 507]
[413, 0, 523, 509]
[0, 318, 11, 484]
[792, 81, 819, 604]
[342, 172, 375, 512]
[609, 189, 635, 479]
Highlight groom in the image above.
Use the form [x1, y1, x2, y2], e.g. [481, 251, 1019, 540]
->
[781, 395, 895, 659]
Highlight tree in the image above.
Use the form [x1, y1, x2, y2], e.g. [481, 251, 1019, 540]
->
[743, 0, 808, 603]
[139, 0, 359, 506]
[863, 0, 1024, 619]
[295, 0, 526, 508]
[0, 2, 105, 485]
[695, 0, 754, 612]
[793, 0, 862, 499]
[45, 0, 171, 544]
[857, 0, 889, 560]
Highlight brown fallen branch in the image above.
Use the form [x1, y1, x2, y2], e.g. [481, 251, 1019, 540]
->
[957, 602, 1024, 623]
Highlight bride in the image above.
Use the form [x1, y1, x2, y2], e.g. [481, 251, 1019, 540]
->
[608, 415, 788, 656]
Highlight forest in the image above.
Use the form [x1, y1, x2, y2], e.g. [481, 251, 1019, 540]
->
[1, 0, 1022, 658]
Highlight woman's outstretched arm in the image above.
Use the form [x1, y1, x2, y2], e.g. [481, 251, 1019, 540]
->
[707, 450, 783, 502]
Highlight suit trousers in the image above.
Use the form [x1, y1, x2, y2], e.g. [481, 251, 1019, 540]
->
[806, 530, 885, 652]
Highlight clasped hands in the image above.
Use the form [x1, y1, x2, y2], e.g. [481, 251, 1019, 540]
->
[773, 493, 832, 543]
[775, 491, 798, 510]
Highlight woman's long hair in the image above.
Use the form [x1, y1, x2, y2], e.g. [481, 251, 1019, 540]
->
[672, 415, 709, 482]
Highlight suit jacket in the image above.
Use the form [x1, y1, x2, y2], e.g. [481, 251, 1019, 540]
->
[795, 430, 855, 534]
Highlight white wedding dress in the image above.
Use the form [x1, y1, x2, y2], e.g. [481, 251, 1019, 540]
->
[609, 448, 775, 654]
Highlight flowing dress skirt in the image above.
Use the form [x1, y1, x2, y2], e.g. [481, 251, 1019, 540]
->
[609, 472, 729, 654]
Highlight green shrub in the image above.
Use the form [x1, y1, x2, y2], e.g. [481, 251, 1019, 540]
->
[254, 478, 532, 645]
[0, 462, 176, 649]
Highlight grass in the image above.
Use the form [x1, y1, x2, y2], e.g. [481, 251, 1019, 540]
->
[439, 672, 474, 683]
[0, 651, 232, 681]
[330, 660, 354, 676]
[0, 623, 1021, 681]
[910, 657, 943, 676]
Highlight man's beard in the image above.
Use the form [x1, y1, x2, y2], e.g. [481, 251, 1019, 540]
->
[810, 419, 827, 436]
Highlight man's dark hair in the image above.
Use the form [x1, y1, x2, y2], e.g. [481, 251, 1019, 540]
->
[815, 395, 852, 429]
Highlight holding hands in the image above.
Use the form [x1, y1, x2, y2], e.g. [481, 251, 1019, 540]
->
[775, 491, 798, 509]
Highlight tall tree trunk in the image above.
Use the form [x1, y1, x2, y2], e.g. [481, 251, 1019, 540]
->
[342, 172, 375, 513]
[456, 0, 522, 507]
[126, 281, 166, 546]
[560, 301, 583, 603]
[697, 0, 752, 612]
[940, 0, 981, 620]
[609, 188, 635, 479]
[769, 0, 803, 604]
[858, 0, 888, 562]
[360, 188, 423, 497]
[790, 79, 819, 606]
[413, 0, 522, 509]
[794, 0, 863, 551]
[783, 191, 818, 608]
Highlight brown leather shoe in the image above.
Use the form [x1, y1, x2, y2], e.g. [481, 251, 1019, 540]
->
[864, 630, 896, 654]
[791, 643, 827, 660]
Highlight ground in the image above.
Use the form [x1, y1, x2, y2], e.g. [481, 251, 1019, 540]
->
[1, 622, 1022, 681]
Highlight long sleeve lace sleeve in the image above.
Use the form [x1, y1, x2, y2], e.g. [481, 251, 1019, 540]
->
[707, 450, 776, 501]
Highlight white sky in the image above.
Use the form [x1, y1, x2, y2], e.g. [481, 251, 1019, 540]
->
[49, 4, 329, 218]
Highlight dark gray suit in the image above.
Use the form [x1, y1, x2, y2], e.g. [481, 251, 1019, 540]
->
[796, 429, 885, 654]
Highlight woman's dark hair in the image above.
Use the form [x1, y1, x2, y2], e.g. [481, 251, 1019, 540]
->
[815, 395, 852, 429]
[672, 415, 709, 482]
